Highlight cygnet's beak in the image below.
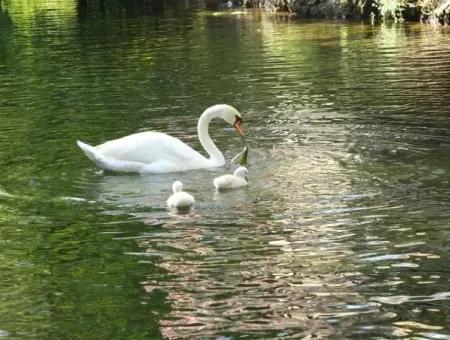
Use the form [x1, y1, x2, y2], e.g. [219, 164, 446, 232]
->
[233, 116, 244, 136]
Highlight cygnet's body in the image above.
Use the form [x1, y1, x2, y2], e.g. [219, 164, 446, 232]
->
[167, 181, 195, 210]
[213, 166, 248, 191]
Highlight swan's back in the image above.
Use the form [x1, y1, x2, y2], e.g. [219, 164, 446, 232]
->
[214, 173, 247, 190]
[167, 192, 195, 209]
[97, 132, 206, 165]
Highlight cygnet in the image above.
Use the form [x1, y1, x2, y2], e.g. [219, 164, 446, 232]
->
[167, 181, 195, 210]
[213, 166, 248, 191]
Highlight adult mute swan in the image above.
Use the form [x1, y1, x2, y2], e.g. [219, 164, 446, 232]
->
[167, 181, 195, 210]
[214, 166, 248, 191]
[76, 104, 244, 173]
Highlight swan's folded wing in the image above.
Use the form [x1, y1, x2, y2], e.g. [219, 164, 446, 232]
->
[167, 192, 194, 208]
[214, 174, 235, 189]
[97, 132, 207, 166]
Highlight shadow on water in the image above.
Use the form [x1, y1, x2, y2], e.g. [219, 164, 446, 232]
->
[76, 0, 162, 17]
[0, 2, 13, 28]
[75, 0, 186, 18]
[0, 1, 13, 60]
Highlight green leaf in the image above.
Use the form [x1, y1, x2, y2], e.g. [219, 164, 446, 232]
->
[239, 146, 248, 166]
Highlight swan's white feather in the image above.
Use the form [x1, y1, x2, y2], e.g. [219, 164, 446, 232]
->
[98, 132, 206, 165]
[213, 166, 248, 190]
[167, 181, 195, 210]
[76, 104, 242, 173]
[77, 132, 210, 173]
[77, 140, 149, 172]
[166, 192, 195, 209]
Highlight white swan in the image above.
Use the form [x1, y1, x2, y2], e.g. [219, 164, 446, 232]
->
[213, 166, 248, 191]
[77, 104, 244, 173]
[167, 181, 195, 210]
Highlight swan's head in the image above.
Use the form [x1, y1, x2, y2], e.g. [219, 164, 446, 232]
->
[210, 104, 244, 136]
[234, 166, 248, 180]
[172, 181, 183, 193]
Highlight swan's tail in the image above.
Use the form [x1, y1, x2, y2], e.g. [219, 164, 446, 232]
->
[77, 140, 98, 160]
[77, 140, 108, 169]
[76, 140, 145, 173]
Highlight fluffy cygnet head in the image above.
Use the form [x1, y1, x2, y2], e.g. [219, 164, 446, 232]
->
[234, 166, 248, 179]
[172, 180, 183, 193]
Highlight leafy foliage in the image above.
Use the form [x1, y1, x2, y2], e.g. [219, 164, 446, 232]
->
[373, 0, 450, 23]
[374, 0, 408, 21]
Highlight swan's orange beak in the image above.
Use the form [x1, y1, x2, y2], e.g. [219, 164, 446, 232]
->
[233, 116, 244, 136]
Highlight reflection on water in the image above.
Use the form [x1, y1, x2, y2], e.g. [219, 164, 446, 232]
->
[0, 1, 450, 338]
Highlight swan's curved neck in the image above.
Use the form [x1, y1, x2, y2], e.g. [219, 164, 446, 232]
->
[197, 108, 225, 166]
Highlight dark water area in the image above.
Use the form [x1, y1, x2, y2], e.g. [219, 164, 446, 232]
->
[0, 1, 450, 338]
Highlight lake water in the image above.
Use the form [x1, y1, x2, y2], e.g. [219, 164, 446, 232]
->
[0, 1, 450, 338]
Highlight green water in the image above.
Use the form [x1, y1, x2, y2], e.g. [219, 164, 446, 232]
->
[1, 1, 450, 338]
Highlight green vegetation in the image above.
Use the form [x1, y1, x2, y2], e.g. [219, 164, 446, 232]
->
[239, 146, 248, 166]
[251, 0, 450, 24]
[373, 0, 450, 23]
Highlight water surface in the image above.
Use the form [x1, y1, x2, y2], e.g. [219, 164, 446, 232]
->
[0, 1, 450, 338]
